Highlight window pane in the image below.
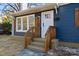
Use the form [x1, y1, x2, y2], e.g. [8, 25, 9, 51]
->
[17, 18, 21, 30]
[29, 15, 35, 28]
[23, 16, 27, 30]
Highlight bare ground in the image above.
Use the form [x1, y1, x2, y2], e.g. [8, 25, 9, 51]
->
[0, 35, 24, 56]
[0, 35, 79, 56]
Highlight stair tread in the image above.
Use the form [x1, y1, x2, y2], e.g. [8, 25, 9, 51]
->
[28, 45, 44, 51]
[28, 44, 44, 48]
[26, 38, 45, 51]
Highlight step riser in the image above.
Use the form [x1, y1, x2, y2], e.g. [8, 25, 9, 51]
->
[31, 44, 44, 48]
[33, 39, 45, 43]
[31, 42, 44, 48]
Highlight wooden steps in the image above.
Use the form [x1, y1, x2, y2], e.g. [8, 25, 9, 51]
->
[27, 38, 45, 51]
[24, 26, 56, 52]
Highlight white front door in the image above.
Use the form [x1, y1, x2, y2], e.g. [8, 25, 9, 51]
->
[41, 10, 54, 38]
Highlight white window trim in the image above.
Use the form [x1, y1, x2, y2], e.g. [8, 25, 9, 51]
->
[16, 14, 35, 32]
[16, 17, 21, 32]
[16, 16, 29, 32]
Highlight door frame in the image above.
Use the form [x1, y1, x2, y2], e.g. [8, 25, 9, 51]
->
[35, 16, 41, 37]
[41, 10, 54, 38]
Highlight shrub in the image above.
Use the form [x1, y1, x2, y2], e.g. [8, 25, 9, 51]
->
[2, 15, 12, 34]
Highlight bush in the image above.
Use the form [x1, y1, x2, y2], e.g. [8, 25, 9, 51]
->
[2, 15, 12, 34]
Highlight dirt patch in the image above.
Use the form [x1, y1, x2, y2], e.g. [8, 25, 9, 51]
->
[0, 35, 24, 56]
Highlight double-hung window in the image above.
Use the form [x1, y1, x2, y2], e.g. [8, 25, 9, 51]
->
[28, 14, 35, 28]
[16, 16, 29, 32]
[16, 14, 35, 32]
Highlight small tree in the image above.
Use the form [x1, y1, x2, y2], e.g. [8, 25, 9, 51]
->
[2, 15, 12, 34]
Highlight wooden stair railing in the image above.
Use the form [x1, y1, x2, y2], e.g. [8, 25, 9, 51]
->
[24, 27, 35, 48]
[44, 26, 56, 52]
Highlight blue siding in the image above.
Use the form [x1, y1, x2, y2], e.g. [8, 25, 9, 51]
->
[55, 3, 79, 42]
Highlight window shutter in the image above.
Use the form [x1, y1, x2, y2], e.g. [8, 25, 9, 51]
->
[75, 8, 79, 27]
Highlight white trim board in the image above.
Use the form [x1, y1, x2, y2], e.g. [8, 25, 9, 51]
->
[16, 16, 28, 32]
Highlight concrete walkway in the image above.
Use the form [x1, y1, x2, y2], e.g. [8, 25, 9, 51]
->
[16, 49, 46, 56]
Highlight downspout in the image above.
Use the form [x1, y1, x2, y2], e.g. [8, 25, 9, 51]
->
[54, 3, 59, 15]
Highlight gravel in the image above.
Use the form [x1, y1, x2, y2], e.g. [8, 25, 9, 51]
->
[46, 46, 79, 56]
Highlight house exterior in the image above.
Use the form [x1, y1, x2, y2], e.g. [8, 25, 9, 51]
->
[11, 4, 56, 38]
[11, 3, 79, 51]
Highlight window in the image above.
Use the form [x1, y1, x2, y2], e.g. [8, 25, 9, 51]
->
[45, 14, 51, 19]
[16, 17, 21, 31]
[28, 15, 35, 28]
[75, 8, 79, 27]
[16, 14, 35, 32]
[16, 16, 28, 32]
[23, 16, 27, 30]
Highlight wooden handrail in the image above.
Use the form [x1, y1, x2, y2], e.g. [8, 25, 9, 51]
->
[44, 26, 56, 52]
[24, 27, 35, 48]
